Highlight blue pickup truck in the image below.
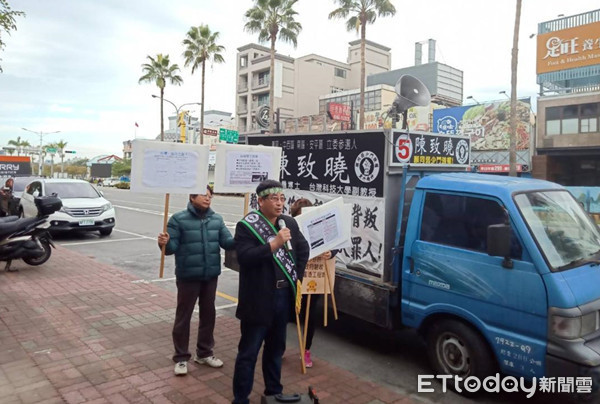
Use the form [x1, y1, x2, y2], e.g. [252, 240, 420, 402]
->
[335, 169, 600, 394]
[243, 129, 600, 396]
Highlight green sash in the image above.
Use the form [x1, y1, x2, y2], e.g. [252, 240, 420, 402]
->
[240, 210, 298, 295]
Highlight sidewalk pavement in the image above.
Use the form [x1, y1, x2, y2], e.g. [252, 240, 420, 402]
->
[0, 246, 413, 404]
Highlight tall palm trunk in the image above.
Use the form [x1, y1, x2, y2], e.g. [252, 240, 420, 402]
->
[269, 35, 276, 134]
[200, 58, 206, 144]
[60, 155, 65, 173]
[160, 87, 165, 142]
[359, 20, 366, 130]
[509, 0, 522, 177]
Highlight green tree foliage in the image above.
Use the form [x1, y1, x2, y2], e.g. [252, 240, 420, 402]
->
[7, 136, 30, 155]
[111, 159, 131, 177]
[0, 0, 25, 73]
[329, 0, 396, 129]
[244, 0, 302, 133]
[183, 24, 225, 142]
[138, 54, 183, 141]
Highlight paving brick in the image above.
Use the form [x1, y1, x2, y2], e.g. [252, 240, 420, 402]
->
[0, 246, 411, 404]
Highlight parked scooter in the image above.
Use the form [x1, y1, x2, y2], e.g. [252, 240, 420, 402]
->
[0, 196, 62, 271]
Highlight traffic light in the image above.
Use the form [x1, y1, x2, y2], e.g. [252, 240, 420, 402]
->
[64, 150, 76, 154]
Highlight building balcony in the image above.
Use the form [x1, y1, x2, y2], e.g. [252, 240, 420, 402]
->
[252, 77, 270, 90]
[251, 100, 269, 111]
[237, 104, 248, 115]
[238, 82, 248, 92]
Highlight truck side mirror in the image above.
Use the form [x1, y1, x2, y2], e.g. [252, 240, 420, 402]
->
[487, 224, 513, 269]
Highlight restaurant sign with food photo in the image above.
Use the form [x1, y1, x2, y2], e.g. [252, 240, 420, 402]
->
[433, 100, 532, 151]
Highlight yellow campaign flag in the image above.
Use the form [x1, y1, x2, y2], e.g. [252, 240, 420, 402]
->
[295, 280, 302, 314]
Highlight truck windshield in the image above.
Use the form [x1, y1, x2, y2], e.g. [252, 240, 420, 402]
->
[515, 191, 600, 271]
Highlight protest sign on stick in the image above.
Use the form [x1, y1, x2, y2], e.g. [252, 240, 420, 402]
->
[130, 140, 210, 277]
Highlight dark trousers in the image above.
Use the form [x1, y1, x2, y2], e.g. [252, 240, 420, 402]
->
[232, 288, 291, 404]
[300, 294, 321, 350]
[172, 278, 218, 363]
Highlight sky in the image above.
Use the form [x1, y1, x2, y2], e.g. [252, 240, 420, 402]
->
[1, 0, 599, 159]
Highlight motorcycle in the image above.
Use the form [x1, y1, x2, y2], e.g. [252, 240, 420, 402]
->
[0, 195, 62, 271]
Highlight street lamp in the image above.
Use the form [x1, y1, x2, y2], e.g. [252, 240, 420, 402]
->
[466, 95, 481, 105]
[21, 127, 61, 176]
[151, 95, 201, 143]
[499, 90, 511, 100]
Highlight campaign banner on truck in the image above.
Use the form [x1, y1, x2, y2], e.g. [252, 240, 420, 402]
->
[245, 188, 385, 276]
[389, 131, 471, 168]
[248, 131, 385, 198]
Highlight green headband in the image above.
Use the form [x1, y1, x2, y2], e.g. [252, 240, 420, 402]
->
[258, 187, 283, 197]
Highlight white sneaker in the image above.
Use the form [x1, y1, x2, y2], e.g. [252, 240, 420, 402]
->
[194, 355, 223, 368]
[174, 361, 187, 376]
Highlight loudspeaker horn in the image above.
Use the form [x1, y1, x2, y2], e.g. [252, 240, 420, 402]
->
[393, 74, 431, 113]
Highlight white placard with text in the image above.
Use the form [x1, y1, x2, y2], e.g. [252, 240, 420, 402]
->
[130, 140, 210, 194]
[213, 143, 282, 193]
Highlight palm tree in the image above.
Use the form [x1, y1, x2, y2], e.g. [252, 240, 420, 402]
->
[182, 24, 225, 144]
[55, 139, 68, 173]
[45, 142, 60, 177]
[329, 0, 396, 130]
[244, 0, 302, 133]
[7, 136, 28, 155]
[138, 54, 183, 141]
[509, 0, 522, 177]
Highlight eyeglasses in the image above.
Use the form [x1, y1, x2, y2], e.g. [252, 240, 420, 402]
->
[265, 195, 286, 203]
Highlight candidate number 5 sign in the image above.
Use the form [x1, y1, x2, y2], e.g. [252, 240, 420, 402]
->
[395, 133, 413, 163]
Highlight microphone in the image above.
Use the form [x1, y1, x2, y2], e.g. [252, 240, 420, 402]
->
[277, 218, 293, 251]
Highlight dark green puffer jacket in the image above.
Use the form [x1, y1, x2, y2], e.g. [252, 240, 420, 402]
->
[164, 203, 235, 281]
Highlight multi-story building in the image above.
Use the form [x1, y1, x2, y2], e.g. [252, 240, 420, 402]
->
[235, 40, 391, 133]
[532, 9, 600, 185]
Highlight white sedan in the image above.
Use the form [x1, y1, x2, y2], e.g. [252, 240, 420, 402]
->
[19, 179, 116, 236]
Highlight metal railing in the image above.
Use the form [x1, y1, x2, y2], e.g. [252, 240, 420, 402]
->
[252, 76, 270, 90]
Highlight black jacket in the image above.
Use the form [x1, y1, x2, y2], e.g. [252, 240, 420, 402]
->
[234, 213, 309, 326]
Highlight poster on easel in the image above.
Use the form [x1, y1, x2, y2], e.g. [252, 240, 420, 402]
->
[302, 257, 336, 295]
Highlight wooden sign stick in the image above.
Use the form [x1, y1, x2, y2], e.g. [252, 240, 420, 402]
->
[158, 193, 170, 278]
[324, 261, 338, 320]
[295, 310, 306, 374]
[243, 192, 250, 216]
[303, 295, 311, 352]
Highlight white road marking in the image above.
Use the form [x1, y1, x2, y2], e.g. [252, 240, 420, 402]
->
[113, 228, 155, 240]
[113, 205, 170, 216]
[59, 237, 145, 246]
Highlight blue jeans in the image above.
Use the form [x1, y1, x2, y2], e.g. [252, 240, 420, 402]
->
[232, 288, 291, 404]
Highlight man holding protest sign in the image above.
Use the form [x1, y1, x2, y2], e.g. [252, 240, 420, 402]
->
[232, 180, 310, 404]
[157, 185, 235, 376]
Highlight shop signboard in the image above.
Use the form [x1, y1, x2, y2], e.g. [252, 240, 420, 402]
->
[537, 20, 600, 75]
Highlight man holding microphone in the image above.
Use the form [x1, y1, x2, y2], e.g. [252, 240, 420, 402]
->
[232, 179, 310, 404]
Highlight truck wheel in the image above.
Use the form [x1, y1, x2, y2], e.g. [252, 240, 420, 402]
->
[426, 319, 496, 395]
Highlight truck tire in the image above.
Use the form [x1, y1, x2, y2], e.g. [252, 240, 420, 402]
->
[426, 319, 496, 395]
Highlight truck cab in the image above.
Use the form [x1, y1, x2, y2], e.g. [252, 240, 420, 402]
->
[401, 172, 600, 389]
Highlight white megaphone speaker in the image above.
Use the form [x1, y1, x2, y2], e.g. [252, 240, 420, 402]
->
[392, 74, 431, 129]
